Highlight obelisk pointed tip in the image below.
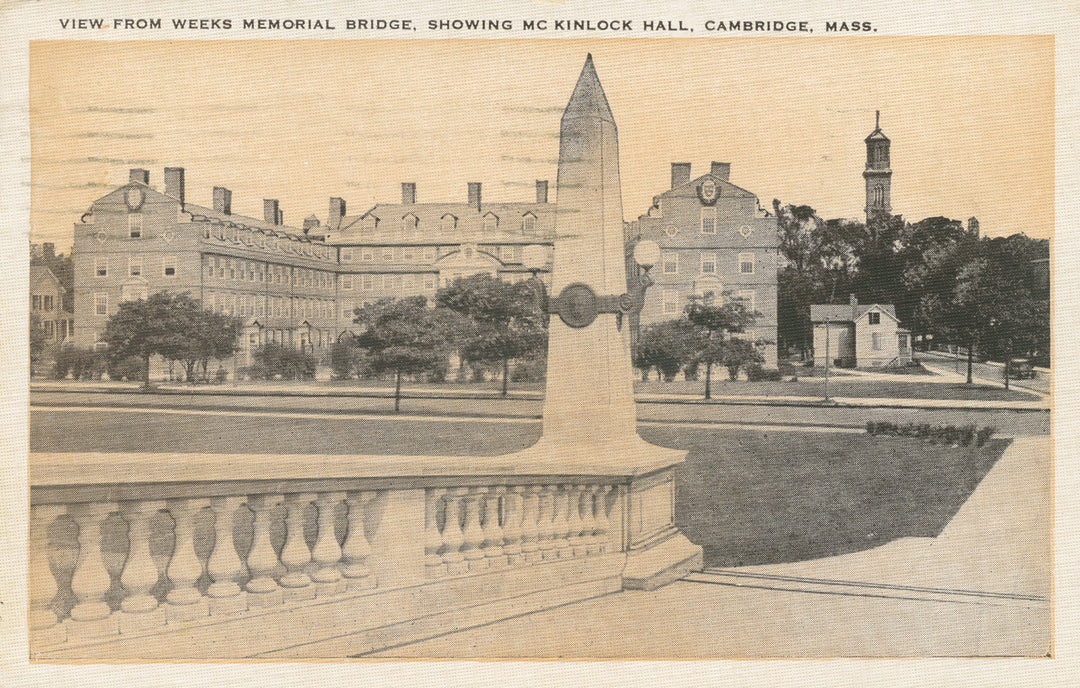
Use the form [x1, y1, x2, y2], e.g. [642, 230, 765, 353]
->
[564, 54, 613, 123]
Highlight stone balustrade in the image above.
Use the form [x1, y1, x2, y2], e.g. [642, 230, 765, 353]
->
[29, 468, 622, 655]
[29, 446, 696, 659]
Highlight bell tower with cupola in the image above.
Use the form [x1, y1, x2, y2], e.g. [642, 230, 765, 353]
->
[863, 110, 892, 220]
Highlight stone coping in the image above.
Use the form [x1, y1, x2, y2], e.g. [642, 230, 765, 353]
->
[30, 437, 687, 503]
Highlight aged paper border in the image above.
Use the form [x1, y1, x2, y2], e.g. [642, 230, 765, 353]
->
[2, 0, 1077, 685]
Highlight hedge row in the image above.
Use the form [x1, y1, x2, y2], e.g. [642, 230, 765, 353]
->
[865, 421, 995, 447]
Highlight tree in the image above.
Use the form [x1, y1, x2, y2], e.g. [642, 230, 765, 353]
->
[102, 291, 240, 385]
[29, 312, 49, 370]
[634, 318, 697, 381]
[684, 293, 761, 399]
[436, 274, 547, 395]
[353, 296, 457, 412]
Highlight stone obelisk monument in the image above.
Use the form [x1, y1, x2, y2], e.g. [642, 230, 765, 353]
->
[541, 54, 639, 453]
[525, 55, 702, 588]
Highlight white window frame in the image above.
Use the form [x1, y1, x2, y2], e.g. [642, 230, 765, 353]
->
[341, 275, 353, 291]
[483, 214, 498, 232]
[342, 248, 354, 262]
[663, 252, 679, 274]
[94, 293, 108, 316]
[128, 213, 142, 238]
[95, 258, 108, 278]
[402, 215, 418, 234]
[362, 275, 374, 290]
[522, 214, 536, 234]
[701, 208, 716, 235]
[361, 247, 374, 261]
[871, 332, 882, 350]
[739, 252, 755, 275]
[700, 253, 717, 275]
[403, 246, 416, 261]
[737, 289, 756, 313]
[382, 247, 394, 262]
[663, 289, 680, 315]
[128, 256, 142, 277]
[423, 275, 436, 290]
[500, 245, 515, 262]
[423, 245, 436, 261]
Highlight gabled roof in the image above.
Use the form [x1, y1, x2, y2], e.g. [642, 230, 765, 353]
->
[663, 173, 757, 200]
[333, 201, 551, 243]
[810, 303, 899, 323]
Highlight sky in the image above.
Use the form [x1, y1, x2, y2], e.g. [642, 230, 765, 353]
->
[29, 37, 1053, 252]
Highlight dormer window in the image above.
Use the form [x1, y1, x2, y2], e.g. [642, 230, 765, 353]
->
[521, 213, 536, 234]
[402, 214, 418, 234]
[483, 213, 498, 232]
[441, 214, 457, 232]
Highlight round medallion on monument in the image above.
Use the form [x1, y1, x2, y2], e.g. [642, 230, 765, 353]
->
[555, 283, 599, 328]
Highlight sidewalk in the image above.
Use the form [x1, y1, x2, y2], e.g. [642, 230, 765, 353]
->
[30, 380, 1050, 412]
[369, 436, 1050, 658]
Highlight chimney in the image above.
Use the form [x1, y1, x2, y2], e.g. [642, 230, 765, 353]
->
[536, 180, 549, 204]
[467, 182, 482, 211]
[710, 161, 731, 181]
[670, 162, 691, 190]
[129, 168, 149, 185]
[42, 242, 55, 262]
[401, 182, 416, 205]
[264, 199, 280, 225]
[213, 187, 232, 215]
[164, 167, 185, 206]
[277, 209, 283, 226]
[303, 214, 320, 234]
[850, 293, 858, 319]
[328, 197, 346, 229]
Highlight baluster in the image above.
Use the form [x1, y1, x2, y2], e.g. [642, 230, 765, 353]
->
[342, 491, 376, 590]
[246, 494, 285, 608]
[482, 486, 507, 569]
[568, 485, 587, 557]
[461, 488, 486, 572]
[117, 500, 166, 634]
[595, 485, 614, 553]
[424, 488, 445, 579]
[538, 485, 557, 560]
[206, 496, 247, 615]
[165, 498, 210, 623]
[581, 486, 600, 555]
[519, 486, 541, 564]
[554, 484, 574, 558]
[279, 493, 316, 601]
[502, 487, 524, 566]
[67, 502, 119, 639]
[440, 488, 467, 576]
[311, 492, 346, 596]
[29, 504, 66, 646]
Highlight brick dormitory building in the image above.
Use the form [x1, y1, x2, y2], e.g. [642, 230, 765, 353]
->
[70, 168, 555, 370]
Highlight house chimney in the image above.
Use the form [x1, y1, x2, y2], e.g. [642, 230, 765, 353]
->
[264, 199, 280, 225]
[303, 214, 320, 234]
[164, 167, 185, 206]
[536, 180, 549, 204]
[129, 168, 149, 185]
[328, 197, 346, 229]
[850, 293, 858, 319]
[467, 182, 482, 211]
[277, 209, 283, 226]
[213, 187, 232, 215]
[670, 162, 691, 190]
[402, 182, 416, 205]
[710, 161, 731, 181]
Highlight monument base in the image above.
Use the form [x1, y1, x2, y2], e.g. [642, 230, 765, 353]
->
[623, 534, 704, 591]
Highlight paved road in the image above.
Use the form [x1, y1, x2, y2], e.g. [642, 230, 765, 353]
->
[29, 389, 1048, 455]
[919, 350, 1050, 396]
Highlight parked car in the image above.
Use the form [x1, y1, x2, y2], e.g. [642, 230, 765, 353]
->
[1005, 358, 1035, 379]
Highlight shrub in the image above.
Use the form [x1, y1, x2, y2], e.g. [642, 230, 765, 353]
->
[746, 364, 782, 382]
[106, 355, 146, 382]
[53, 347, 105, 380]
[330, 339, 361, 379]
[510, 358, 547, 383]
[867, 421, 993, 447]
[215, 366, 229, 384]
[250, 343, 318, 381]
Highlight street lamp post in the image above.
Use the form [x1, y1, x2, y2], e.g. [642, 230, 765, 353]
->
[823, 315, 831, 402]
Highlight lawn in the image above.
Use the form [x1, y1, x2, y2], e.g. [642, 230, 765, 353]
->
[636, 425, 1011, 567]
[634, 379, 1039, 401]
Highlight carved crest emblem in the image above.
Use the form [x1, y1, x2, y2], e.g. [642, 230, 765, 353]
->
[161, 229, 176, 244]
[697, 179, 720, 206]
[124, 186, 145, 211]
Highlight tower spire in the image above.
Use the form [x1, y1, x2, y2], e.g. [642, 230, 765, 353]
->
[875, 109, 880, 130]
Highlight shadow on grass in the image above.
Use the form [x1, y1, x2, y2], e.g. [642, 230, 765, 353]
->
[638, 426, 1011, 568]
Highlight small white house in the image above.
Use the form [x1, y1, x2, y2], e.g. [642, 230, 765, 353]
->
[810, 296, 911, 368]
